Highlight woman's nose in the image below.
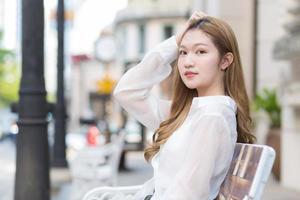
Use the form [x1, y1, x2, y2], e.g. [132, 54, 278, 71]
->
[184, 54, 195, 68]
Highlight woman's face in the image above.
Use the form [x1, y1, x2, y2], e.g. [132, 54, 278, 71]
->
[177, 29, 225, 96]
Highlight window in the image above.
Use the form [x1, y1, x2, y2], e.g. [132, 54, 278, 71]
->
[163, 25, 173, 39]
[138, 24, 145, 54]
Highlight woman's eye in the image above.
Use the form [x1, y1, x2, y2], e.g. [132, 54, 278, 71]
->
[179, 50, 187, 55]
[196, 50, 206, 54]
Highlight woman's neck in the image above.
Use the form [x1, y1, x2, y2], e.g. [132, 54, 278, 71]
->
[197, 86, 225, 97]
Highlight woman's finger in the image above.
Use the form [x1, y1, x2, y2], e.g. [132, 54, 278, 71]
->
[188, 11, 207, 24]
[195, 11, 207, 18]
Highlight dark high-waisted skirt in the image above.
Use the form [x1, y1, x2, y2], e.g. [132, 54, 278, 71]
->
[144, 195, 153, 200]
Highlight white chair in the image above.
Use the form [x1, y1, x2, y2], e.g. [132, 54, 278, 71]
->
[69, 129, 127, 200]
[82, 143, 275, 200]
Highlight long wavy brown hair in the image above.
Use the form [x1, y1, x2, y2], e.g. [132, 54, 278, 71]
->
[144, 16, 256, 162]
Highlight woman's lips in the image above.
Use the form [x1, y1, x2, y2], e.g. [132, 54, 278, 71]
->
[184, 72, 198, 78]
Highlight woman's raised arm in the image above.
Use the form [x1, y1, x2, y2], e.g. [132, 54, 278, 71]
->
[113, 36, 178, 131]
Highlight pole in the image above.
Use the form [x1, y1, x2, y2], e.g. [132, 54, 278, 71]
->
[52, 0, 68, 167]
[14, 0, 50, 199]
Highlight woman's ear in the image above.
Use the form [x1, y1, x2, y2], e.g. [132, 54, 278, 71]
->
[220, 52, 233, 71]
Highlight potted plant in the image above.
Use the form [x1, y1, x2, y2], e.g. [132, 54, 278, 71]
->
[253, 88, 281, 181]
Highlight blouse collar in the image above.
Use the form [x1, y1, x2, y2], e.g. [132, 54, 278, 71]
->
[191, 95, 237, 113]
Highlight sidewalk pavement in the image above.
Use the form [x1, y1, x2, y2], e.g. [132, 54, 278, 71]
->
[0, 140, 15, 200]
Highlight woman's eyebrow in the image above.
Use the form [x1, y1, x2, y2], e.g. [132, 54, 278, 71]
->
[179, 43, 208, 48]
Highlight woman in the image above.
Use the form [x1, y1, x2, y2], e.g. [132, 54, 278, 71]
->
[113, 11, 255, 200]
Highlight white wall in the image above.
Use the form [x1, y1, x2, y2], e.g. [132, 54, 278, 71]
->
[256, 0, 289, 92]
[275, 0, 300, 192]
[145, 21, 162, 51]
[126, 23, 139, 60]
[127, 0, 192, 13]
[219, 0, 255, 98]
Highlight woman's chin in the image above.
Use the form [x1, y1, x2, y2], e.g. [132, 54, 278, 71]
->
[184, 84, 197, 89]
[182, 79, 202, 89]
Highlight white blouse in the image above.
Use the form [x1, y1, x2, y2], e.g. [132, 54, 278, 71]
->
[113, 36, 238, 200]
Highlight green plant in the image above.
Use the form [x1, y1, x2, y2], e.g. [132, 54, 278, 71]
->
[0, 63, 20, 107]
[0, 30, 20, 108]
[253, 88, 281, 128]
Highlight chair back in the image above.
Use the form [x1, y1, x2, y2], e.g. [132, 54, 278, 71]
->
[218, 143, 276, 200]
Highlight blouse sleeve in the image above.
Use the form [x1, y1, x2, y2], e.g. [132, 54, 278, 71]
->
[161, 114, 233, 200]
[113, 36, 178, 131]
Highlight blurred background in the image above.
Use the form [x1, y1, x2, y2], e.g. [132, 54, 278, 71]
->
[0, 0, 300, 199]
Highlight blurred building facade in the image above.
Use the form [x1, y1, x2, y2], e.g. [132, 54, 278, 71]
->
[66, 1, 127, 132]
[273, 0, 300, 191]
[113, 0, 192, 84]
[256, 0, 288, 92]
[112, 0, 193, 141]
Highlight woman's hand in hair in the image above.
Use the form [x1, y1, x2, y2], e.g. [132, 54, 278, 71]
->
[175, 11, 208, 46]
